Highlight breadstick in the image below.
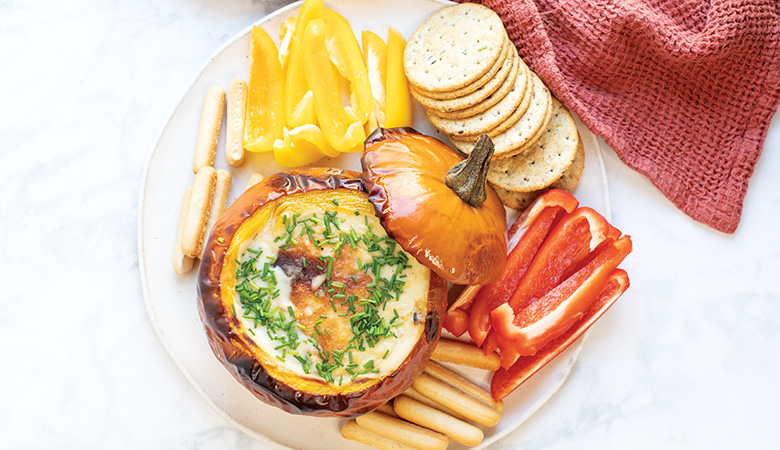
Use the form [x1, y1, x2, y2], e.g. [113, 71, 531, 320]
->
[173, 187, 194, 274]
[247, 172, 264, 190]
[402, 386, 468, 421]
[225, 79, 246, 167]
[181, 166, 217, 258]
[341, 419, 417, 450]
[201, 169, 232, 257]
[432, 338, 501, 371]
[355, 412, 449, 450]
[376, 403, 399, 418]
[413, 373, 501, 427]
[193, 86, 226, 173]
[424, 361, 503, 412]
[393, 395, 483, 447]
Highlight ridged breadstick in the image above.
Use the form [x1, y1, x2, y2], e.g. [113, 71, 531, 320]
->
[424, 361, 503, 412]
[355, 412, 449, 450]
[402, 386, 468, 421]
[393, 395, 483, 447]
[181, 166, 217, 258]
[432, 338, 501, 371]
[193, 86, 225, 173]
[225, 79, 247, 166]
[201, 169, 232, 257]
[341, 419, 416, 450]
[173, 187, 194, 274]
[413, 373, 501, 427]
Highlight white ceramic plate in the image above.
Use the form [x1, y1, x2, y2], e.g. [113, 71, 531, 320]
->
[138, 1, 611, 448]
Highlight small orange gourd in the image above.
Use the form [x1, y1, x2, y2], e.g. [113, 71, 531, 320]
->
[361, 128, 507, 285]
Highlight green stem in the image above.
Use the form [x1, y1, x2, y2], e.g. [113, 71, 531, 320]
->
[445, 134, 494, 207]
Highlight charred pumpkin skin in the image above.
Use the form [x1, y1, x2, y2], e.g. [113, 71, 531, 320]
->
[197, 168, 448, 417]
[362, 128, 508, 286]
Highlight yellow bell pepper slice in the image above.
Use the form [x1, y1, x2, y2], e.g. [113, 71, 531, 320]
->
[291, 0, 325, 47]
[244, 26, 284, 153]
[293, 123, 339, 158]
[282, 0, 324, 128]
[284, 44, 317, 128]
[322, 9, 373, 125]
[385, 27, 414, 128]
[362, 30, 388, 132]
[273, 124, 336, 167]
[278, 16, 296, 69]
[302, 19, 366, 153]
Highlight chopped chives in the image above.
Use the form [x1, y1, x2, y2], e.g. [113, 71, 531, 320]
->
[233, 205, 412, 385]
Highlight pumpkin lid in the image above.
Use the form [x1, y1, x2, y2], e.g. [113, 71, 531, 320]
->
[361, 128, 507, 285]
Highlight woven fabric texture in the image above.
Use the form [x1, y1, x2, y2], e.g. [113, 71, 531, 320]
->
[458, 0, 780, 233]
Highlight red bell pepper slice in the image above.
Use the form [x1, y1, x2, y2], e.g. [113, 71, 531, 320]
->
[506, 189, 580, 249]
[494, 329, 523, 369]
[491, 268, 630, 401]
[467, 190, 578, 346]
[443, 285, 481, 337]
[481, 330, 499, 355]
[443, 309, 470, 337]
[469, 207, 563, 344]
[488, 207, 618, 368]
[505, 207, 616, 313]
[492, 234, 632, 358]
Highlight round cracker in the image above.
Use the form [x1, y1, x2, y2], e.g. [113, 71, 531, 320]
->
[413, 35, 509, 100]
[490, 142, 584, 210]
[498, 91, 553, 155]
[481, 63, 534, 136]
[486, 98, 581, 192]
[434, 55, 527, 120]
[411, 43, 516, 114]
[489, 184, 540, 210]
[427, 56, 528, 138]
[549, 138, 584, 192]
[450, 71, 551, 158]
[404, 3, 507, 92]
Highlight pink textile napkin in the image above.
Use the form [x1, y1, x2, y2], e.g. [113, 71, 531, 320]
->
[460, 0, 780, 233]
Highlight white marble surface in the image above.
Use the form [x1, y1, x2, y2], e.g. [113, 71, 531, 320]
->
[1, 0, 778, 448]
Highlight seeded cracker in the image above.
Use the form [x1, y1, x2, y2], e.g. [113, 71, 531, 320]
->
[412, 46, 518, 116]
[427, 54, 530, 138]
[489, 185, 539, 210]
[481, 64, 533, 136]
[487, 98, 581, 192]
[413, 34, 509, 100]
[404, 3, 506, 93]
[489, 140, 585, 209]
[549, 139, 585, 192]
[450, 72, 552, 159]
[503, 92, 553, 152]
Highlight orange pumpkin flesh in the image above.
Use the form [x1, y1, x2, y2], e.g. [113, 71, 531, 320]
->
[198, 168, 447, 417]
[361, 128, 508, 285]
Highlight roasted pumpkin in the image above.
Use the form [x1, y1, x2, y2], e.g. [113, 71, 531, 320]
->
[197, 168, 448, 417]
[361, 128, 507, 285]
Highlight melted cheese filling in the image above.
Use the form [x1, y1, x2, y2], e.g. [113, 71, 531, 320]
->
[231, 190, 430, 387]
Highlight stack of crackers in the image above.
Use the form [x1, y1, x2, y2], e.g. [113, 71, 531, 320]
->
[403, 3, 584, 210]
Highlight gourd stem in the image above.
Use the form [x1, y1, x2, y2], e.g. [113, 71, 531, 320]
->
[445, 134, 494, 207]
